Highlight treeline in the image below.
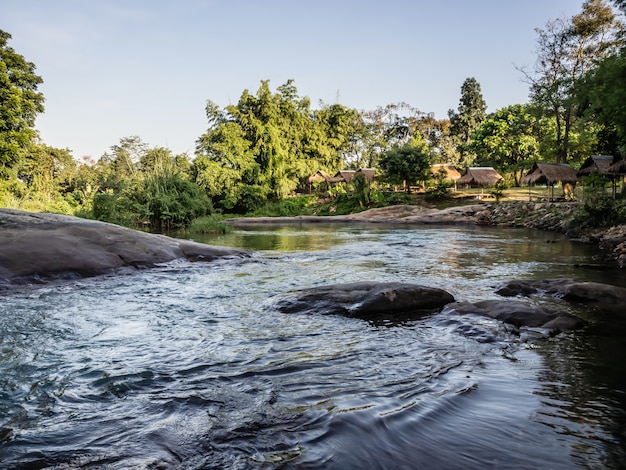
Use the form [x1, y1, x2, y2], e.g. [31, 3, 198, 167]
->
[1, 0, 625, 231]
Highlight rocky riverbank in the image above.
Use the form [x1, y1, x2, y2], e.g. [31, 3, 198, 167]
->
[0, 209, 250, 287]
[476, 201, 626, 268]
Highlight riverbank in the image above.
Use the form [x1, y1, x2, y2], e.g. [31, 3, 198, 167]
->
[228, 201, 626, 267]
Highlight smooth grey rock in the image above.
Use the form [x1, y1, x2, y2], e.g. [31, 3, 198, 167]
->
[276, 281, 455, 320]
[496, 278, 626, 305]
[444, 299, 586, 332]
[0, 209, 249, 285]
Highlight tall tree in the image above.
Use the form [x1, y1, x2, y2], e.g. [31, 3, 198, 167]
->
[522, 0, 622, 163]
[448, 77, 487, 167]
[470, 104, 542, 185]
[379, 133, 432, 192]
[0, 30, 45, 180]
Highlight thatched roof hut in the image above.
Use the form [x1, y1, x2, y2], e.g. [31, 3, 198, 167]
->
[521, 163, 579, 186]
[431, 164, 461, 182]
[307, 170, 332, 184]
[356, 168, 376, 182]
[328, 170, 356, 183]
[577, 155, 621, 176]
[328, 169, 375, 184]
[608, 159, 626, 175]
[457, 167, 503, 187]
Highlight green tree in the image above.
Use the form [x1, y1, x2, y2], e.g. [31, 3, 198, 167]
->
[448, 77, 487, 167]
[0, 30, 45, 181]
[195, 79, 360, 212]
[522, 0, 622, 163]
[470, 104, 542, 185]
[379, 133, 432, 192]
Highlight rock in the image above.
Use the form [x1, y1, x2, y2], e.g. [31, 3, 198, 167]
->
[227, 204, 487, 226]
[0, 209, 250, 286]
[495, 278, 626, 305]
[444, 299, 586, 332]
[275, 281, 455, 320]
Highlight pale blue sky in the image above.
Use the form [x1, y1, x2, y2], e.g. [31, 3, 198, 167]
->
[3, 0, 584, 160]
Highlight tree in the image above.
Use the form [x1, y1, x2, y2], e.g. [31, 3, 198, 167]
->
[195, 79, 360, 211]
[379, 133, 432, 192]
[522, 0, 622, 163]
[448, 77, 487, 167]
[0, 30, 45, 180]
[470, 104, 542, 185]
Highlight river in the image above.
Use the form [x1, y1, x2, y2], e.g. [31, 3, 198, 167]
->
[1, 224, 625, 469]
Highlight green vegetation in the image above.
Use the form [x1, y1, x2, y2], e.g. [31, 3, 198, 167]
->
[2, 0, 626, 233]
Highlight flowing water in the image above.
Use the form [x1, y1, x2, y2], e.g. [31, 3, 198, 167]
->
[1, 224, 625, 469]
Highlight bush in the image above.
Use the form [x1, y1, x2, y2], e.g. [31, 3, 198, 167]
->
[188, 214, 233, 234]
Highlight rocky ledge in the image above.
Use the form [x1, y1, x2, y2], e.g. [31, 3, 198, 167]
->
[0, 209, 250, 286]
[275, 280, 589, 333]
[228, 204, 487, 226]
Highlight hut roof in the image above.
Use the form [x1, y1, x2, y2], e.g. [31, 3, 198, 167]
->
[608, 159, 626, 175]
[431, 164, 461, 181]
[521, 163, 579, 186]
[307, 170, 332, 183]
[356, 168, 376, 182]
[577, 155, 620, 176]
[457, 167, 503, 186]
[332, 170, 356, 183]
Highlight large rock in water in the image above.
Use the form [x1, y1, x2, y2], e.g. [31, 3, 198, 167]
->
[275, 281, 455, 320]
[0, 209, 249, 286]
[444, 300, 587, 332]
[495, 278, 626, 305]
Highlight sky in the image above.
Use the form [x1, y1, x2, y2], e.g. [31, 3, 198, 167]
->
[2, 0, 585, 161]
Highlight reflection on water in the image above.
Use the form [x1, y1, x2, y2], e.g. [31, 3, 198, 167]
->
[1, 224, 625, 469]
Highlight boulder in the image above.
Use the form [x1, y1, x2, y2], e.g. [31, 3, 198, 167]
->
[444, 299, 586, 332]
[495, 278, 626, 305]
[276, 281, 455, 320]
[0, 209, 250, 286]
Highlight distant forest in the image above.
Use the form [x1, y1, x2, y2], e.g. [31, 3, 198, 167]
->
[1, 0, 625, 229]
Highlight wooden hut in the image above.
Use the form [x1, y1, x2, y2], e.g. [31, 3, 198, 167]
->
[431, 164, 461, 182]
[577, 155, 621, 177]
[306, 170, 332, 193]
[521, 162, 579, 201]
[328, 170, 356, 184]
[457, 167, 502, 188]
[607, 159, 626, 197]
[355, 168, 376, 182]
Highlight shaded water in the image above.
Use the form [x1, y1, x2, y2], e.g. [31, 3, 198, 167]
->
[1, 225, 625, 469]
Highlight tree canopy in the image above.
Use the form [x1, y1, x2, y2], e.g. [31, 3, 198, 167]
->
[0, 30, 45, 180]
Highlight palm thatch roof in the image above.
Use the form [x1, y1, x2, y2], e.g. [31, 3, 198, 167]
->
[356, 168, 376, 182]
[521, 163, 579, 186]
[329, 170, 356, 183]
[328, 169, 375, 184]
[577, 155, 621, 176]
[307, 170, 332, 184]
[431, 164, 461, 181]
[608, 159, 626, 175]
[457, 167, 503, 187]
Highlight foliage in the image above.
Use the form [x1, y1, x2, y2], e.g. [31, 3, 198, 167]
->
[194, 80, 360, 212]
[188, 214, 233, 234]
[379, 133, 432, 192]
[522, 0, 622, 163]
[490, 179, 508, 202]
[0, 30, 45, 181]
[448, 77, 487, 167]
[470, 104, 542, 185]
[426, 168, 454, 199]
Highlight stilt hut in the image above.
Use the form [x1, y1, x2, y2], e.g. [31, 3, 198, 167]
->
[306, 170, 332, 193]
[521, 163, 579, 201]
[578, 155, 622, 198]
[608, 159, 626, 197]
[431, 164, 461, 190]
[457, 167, 503, 197]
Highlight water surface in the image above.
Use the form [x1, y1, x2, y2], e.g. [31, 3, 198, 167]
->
[1, 225, 625, 469]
